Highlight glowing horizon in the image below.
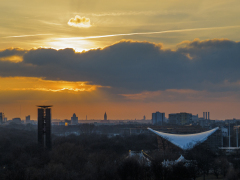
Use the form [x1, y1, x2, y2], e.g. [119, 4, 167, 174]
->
[1, 0, 240, 120]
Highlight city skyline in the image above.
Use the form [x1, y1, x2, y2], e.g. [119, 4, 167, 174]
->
[1, 108, 238, 121]
[1, 0, 240, 120]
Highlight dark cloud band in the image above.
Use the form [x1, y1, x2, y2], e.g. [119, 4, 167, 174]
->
[0, 39, 240, 93]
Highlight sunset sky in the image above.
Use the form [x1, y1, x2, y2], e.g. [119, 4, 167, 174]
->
[1, 0, 240, 120]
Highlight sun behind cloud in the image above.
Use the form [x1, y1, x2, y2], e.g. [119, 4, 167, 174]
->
[0, 77, 102, 93]
[68, 15, 91, 28]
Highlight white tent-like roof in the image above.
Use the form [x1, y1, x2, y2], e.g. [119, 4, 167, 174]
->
[148, 127, 219, 150]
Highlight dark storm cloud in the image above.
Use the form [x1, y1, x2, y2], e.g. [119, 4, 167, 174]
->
[1, 39, 240, 93]
[177, 39, 240, 84]
[0, 48, 26, 57]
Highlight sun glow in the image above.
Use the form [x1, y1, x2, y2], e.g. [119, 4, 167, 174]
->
[45, 38, 97, 52]
[0, 77, 102, 92]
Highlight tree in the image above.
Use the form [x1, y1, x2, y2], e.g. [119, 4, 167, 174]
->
[118, 158, 145, 180]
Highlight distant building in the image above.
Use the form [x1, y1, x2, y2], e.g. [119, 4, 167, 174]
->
[59, 121, 65, 125]
[38, 106, 52, 150]
[52, 122, 59, 125]
[169, 112, 192, 125]
[143, 115, 146, 120]
[0, 112, 5, 124]
[192, 114, 198, 123]
[199, 118, 210, 127]
[226, 119, 240, 124]
[104, 112, 107, 121]
[152, 112, 165, 125]
[12, 117, 21, 124]
[65, 119, 71, 125]
[221, 127, 228, 137]
[71, 113, 78, 125]
[26, 115, 30, 124]
[100, 112, 109, 123]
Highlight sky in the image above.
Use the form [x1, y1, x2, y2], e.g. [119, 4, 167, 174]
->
[1, 0, 240, 120]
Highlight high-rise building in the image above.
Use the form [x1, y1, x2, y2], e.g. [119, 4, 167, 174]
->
[104, 112, 107, 121]
[71, 113, 78, 125]
[0, 112, 5, 124]
[152, 112, 165, 125]
[26, 115, 30, 124]
[169, 112, 192, 125]
[38, 106, 52, 149]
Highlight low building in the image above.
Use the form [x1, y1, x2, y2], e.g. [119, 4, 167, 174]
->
[169, 112, 192, 125]
[12, 118, 21, 124]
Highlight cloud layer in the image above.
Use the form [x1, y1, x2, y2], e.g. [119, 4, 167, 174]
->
[1, 39, 240, 94]
[0, 77, 102, 92]
[68, 15, 91, 28]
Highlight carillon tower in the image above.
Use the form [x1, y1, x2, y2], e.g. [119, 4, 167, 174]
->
[38, 105, 52, 149]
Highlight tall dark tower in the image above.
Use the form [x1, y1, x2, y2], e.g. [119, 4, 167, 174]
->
[38, 106, 52, 150]
[104, 112, 107, 121]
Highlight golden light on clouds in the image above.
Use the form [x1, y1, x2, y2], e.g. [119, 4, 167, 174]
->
[46, 38, 96, 52]
[68, 15, 91, 28]
[0, 77, 102, 93]
[0, 55, 23, 63]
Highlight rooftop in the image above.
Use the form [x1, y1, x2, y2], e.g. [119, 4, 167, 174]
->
[148, 127, 219, 150]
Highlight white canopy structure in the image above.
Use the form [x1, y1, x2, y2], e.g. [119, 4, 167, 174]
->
[148, 127, 219, 150]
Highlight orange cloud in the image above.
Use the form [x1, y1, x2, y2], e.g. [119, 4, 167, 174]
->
[67, 15, 91, 28]
[0, 77, 103, 93]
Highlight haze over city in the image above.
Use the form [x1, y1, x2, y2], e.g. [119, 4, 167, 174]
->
[1, 0, 240, 120]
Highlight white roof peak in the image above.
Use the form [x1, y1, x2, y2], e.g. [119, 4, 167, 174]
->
[148, 127, 219, 150]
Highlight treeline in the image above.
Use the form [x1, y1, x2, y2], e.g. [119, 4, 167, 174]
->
[0, 124, 157, 180]
[1, 124, 240, 180]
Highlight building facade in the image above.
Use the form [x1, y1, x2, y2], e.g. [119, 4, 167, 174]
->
[169, 112, 192, 125]
[71, 113, 78, 125]
[152, 112, 165, 125]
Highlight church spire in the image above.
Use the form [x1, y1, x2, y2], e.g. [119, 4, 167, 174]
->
[104, 112, 107, 120]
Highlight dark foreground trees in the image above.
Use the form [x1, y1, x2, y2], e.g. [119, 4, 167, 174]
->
[0, 125, 158, 180]
[1, 125, 240, 180]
